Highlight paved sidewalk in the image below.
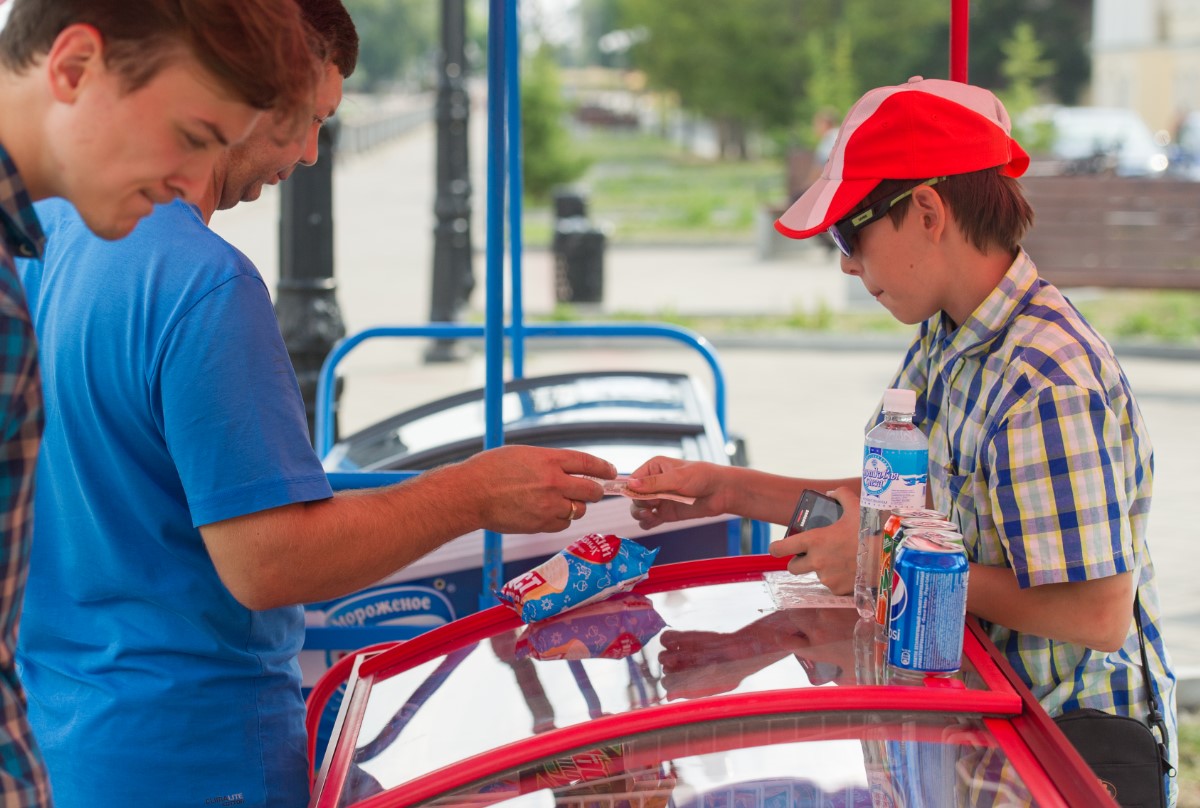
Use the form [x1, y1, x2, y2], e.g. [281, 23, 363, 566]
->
[209, 122, 1200, 702]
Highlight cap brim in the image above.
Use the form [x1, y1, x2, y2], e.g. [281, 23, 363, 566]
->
[774, 176, 881, 240]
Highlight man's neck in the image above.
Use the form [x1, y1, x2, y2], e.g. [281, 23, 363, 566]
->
[195, 175, 221, 225]
[0, 73, 52, 199]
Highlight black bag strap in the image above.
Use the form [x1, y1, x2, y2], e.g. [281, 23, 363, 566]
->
[1132, 591, 1175, 777]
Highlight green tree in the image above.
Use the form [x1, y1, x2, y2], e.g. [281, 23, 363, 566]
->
[967, 0, 1091, 104]
[797, 24, 857, 146]
[997, 21, 1055, 152]
[615, 0, 1091, 158]
[838, 0, 947, 90]
[618, 0, 821, 159]
[579, 0, 624, 67]
[521, 47, 590, 200]
[344, 0, 438, 91]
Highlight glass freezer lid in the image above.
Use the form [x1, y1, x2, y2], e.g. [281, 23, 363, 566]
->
[331, 572, 1016, 800]
[399, 711, 1047, 808]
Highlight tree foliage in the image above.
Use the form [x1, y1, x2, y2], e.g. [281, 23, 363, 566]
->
[614, 0, 1089, 157]
[344, 0, 438, 91]
[998, 21, 1055, 148]
[967, 0, 1091, 105]
[521, 47, 590, 200]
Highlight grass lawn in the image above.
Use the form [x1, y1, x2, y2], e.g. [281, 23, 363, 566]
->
[525, 126, 1200, 346]
[1179, 710, 1199, 807]
[524, 128, 784, 246]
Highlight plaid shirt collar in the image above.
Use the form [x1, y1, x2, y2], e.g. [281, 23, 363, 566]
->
[0, 140, 46, 261]
[931, 249, 1040, 361]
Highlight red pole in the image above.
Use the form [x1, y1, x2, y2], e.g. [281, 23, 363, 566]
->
[950, 0, 969, 82]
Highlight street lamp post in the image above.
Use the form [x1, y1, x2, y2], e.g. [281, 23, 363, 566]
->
[425, 0, 475, 363]
[276, 120, 345, 442]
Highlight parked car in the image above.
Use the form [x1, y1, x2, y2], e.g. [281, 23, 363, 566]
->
[1025, 105, 1169, 177]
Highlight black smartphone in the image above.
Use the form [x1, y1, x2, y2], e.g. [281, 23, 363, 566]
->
[786, 489, 844, 536]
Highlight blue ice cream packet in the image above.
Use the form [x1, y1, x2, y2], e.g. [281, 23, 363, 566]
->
[498, 533, 658, 624]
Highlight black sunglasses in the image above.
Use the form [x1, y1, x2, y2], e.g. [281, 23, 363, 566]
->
[826, 177, 945, 258]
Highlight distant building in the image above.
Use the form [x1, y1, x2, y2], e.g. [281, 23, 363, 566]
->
[1092, 0, 1200, 135]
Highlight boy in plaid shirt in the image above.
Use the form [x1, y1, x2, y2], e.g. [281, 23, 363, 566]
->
[626, 77, 1177, 804]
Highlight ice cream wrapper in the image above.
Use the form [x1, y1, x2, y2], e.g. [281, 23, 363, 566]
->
[498, 534, 658, 624]
[515, 593, 666, 660]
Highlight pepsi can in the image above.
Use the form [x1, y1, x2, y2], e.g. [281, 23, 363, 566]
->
[875, 515, 958, 626]
[887, 531, 969, 676]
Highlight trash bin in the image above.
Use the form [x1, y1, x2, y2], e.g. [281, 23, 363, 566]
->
[553, 219, 606, 304]
[551, 189, 605, 304]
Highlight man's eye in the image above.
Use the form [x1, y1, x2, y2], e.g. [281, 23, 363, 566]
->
[183, 132, 207, 150]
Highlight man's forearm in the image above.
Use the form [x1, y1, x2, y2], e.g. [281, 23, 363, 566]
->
[202, 463, 488, 609]
[200, 445, 615, 610]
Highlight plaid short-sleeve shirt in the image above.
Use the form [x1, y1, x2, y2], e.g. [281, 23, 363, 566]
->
[0, 142, 51, 806]
[882, 250, 1178, 781]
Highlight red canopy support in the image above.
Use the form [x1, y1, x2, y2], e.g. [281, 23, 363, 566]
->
[950, 0, 969, 82]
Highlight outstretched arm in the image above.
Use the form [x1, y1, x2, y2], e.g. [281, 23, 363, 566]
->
[625, 456, 857, 531]
[200, 445, 616, 610]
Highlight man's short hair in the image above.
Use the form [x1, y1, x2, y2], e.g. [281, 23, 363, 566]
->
[0, 0, 318, 121]
[296, 0, 359, 79]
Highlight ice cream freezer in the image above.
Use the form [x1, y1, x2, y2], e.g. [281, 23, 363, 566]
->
[308, 554, 1117, 807]
[302, 370, 749, 711]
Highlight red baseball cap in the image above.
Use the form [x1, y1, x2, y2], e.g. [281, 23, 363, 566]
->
[775, 77, 1030, 240]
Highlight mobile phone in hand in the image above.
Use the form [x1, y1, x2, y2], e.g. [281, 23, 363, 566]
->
[786, 489, 844, 536]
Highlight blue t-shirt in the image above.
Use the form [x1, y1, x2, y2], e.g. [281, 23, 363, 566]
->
[16, 199, 333, 807]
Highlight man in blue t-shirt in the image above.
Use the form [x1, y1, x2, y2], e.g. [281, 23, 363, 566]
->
[0, 2, 318, 803]
[15, 3, 614, 806]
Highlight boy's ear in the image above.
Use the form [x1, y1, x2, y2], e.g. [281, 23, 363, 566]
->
[911, 184, 946, 242]
[45, 24, 106, 103]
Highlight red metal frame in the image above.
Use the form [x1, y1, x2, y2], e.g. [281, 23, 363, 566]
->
[309, 557, 1122, 808]
[950, 0, 970, 82]
[311, 655, 378, 805]
[968, 619, 1119, 807]
[345, 687, 1021, 808]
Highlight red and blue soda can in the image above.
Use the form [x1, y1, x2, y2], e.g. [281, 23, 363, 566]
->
[875, 512, 957, 626]
[887, 531, 969, 676]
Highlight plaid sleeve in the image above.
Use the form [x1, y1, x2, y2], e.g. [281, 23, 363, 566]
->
[0, 264, 52, 806]
[986, 384, 1136, 588]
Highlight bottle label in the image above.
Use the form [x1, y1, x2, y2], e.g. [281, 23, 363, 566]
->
[861, 446, 927, 509]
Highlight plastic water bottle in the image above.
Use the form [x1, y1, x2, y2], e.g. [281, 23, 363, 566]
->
[854, 388, 928, 619]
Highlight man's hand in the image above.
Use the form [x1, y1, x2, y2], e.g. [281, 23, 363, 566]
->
[460, 445, 616, 534]
[768, 487, 859, 595]
[201, 445, 616, 610]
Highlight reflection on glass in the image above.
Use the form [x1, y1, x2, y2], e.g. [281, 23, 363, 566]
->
[336, 579, 995, 802]
[421, 713, 1040, 808]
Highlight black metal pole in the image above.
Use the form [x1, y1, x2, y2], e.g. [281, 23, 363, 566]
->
[276, 120, 346, 442]
[424, 0, 475, 363]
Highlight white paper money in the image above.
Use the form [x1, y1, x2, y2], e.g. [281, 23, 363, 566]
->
[580, 476, 697, 505]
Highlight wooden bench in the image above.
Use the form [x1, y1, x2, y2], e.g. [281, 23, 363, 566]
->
[1020, 176, 1200, 290]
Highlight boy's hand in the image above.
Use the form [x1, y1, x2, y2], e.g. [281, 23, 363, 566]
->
[769, 487, 858, 595]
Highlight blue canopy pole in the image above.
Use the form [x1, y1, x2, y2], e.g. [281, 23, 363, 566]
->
[481, 0, 508, 610]
[507, 0, 526, 380]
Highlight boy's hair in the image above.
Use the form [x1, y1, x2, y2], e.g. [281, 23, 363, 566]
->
[865, 169, 1035, 255]
[297, 0, 359, 79]
[0, 0, 318, 120]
